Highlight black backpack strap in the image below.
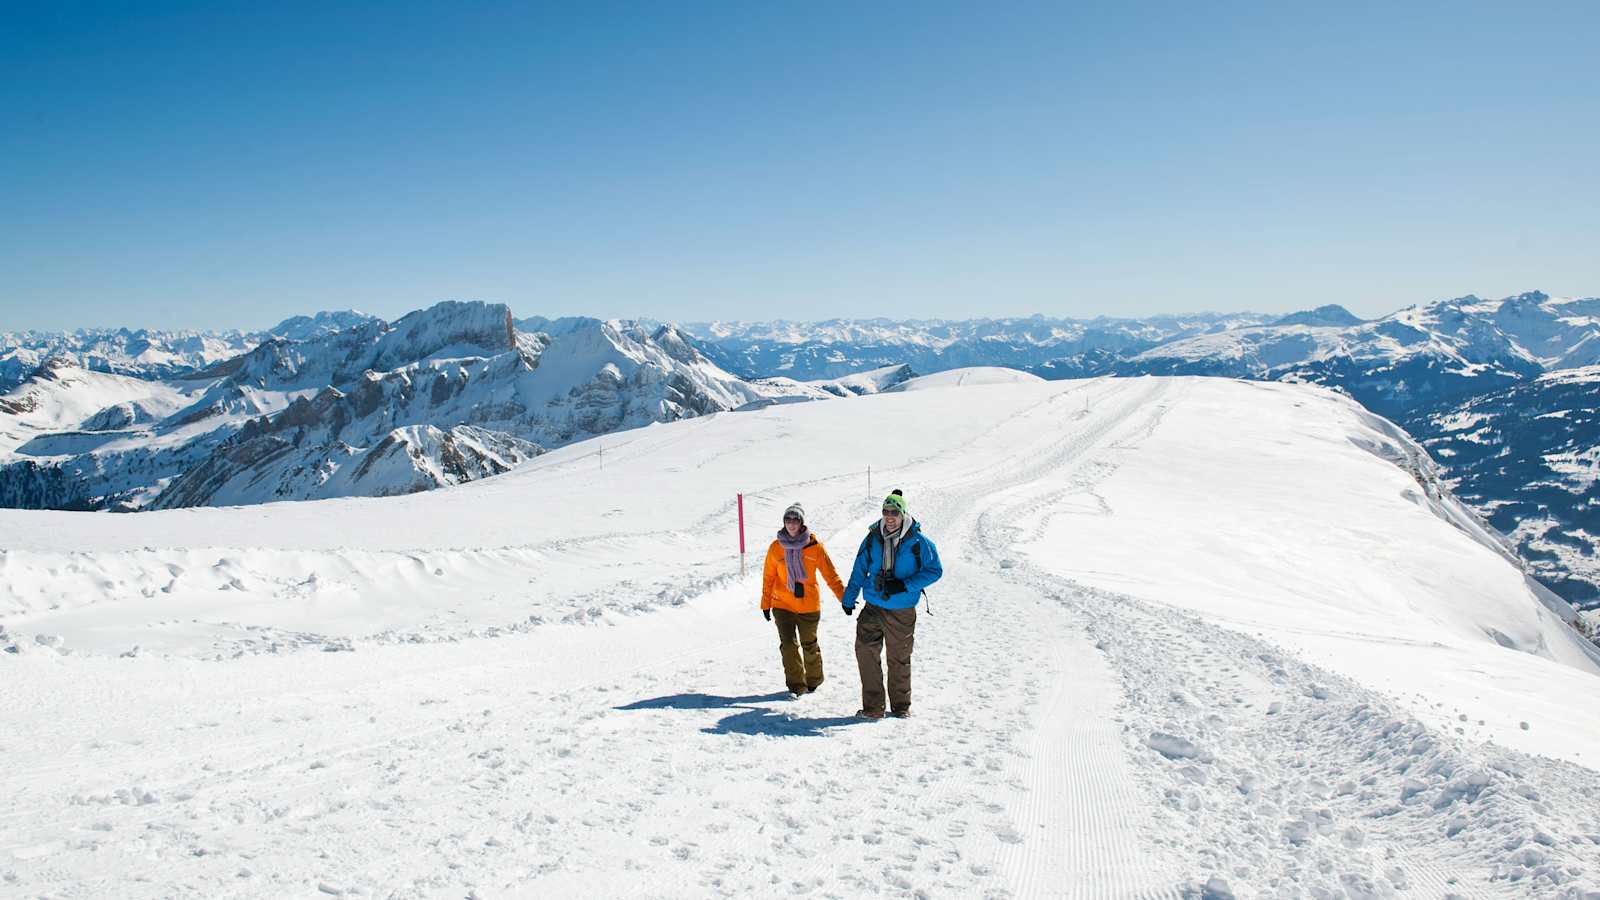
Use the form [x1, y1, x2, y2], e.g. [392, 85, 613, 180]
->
[857, 527, 877, 561]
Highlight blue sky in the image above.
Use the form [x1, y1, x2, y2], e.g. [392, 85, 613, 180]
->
[2, 1, 1596, 331]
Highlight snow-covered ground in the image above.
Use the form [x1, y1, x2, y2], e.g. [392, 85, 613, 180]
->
[885, 367, 1045, 391]
[4, 374, 1600, 898]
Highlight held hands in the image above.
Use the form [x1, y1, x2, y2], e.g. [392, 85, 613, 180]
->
[762, 608, 772, 621]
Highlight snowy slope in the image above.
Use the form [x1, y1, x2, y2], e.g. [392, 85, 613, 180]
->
[886, 366, 1045, 391]
[3, 376, 1599, 897]
[0, 361, 206, 511]
[0, 359, 194, 453]
[738, 365, 917, 408]
[806, 363, 916, 396]
[1089, 291, 1600, 608]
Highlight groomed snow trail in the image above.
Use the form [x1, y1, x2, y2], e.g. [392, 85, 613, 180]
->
[1, 378, 1191, 899]
[5, 376, 1600, 898]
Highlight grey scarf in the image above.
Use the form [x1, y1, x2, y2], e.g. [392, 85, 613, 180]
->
[776, 527, 811, 592]
[879, 514, 913, 572]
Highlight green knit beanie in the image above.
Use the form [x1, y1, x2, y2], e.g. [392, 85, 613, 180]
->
[881, 489, 908, 515]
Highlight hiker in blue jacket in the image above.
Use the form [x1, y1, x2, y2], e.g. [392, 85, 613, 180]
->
[841, 489, 942, 719]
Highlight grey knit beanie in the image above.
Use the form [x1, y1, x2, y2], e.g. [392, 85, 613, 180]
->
[783, 502, 805, 524]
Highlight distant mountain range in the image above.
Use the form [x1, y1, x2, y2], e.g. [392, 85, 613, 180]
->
[0, 303, 838, 511]
[681, 312, 1278, 381]
[0, 310, 378, 394]
[4, 290, 1595, 607]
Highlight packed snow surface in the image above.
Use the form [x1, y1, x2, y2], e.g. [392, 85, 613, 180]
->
[4, 375, 1600, 897]
[886, 367, 1046, 391]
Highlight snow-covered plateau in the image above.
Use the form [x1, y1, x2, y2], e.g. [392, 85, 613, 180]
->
[4, 373, 1600, 898]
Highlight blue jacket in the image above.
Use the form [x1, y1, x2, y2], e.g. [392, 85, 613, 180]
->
[842, 519, 943, 611]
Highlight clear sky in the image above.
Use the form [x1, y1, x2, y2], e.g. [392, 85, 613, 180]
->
[3, 1, 1596, 331]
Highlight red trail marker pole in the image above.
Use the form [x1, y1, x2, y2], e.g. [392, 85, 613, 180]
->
[737, 493, 746, 577]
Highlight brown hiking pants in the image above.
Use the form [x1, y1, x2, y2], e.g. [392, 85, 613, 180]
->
[772, 609, 823, 694]
[855, 604, 916, 715]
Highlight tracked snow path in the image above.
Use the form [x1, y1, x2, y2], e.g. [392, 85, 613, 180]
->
[6, 375, 1600, 898]
[1, 378, 1188, 898]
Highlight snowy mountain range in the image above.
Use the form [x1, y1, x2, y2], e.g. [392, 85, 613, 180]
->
[0, 310, 379, 394]
[5, 290, 1595, 608]
[680, 312, 1276, 381]
[0, 303, 833, 511]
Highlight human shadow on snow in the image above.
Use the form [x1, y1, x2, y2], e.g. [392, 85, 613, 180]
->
[615, 692, 866, 737]
[615, 691, 794, 710]
[703, 707, 864, 737]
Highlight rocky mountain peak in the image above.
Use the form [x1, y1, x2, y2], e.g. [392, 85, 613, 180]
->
[1273, 305, 1365, 328]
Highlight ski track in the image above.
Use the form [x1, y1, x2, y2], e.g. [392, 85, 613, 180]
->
[6, 375, 1600, 898]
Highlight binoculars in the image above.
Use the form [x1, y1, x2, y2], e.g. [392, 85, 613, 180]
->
[874, 572, 891, 594]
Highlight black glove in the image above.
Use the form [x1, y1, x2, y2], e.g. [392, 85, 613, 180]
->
[843, 605, 854, 617]
[762, 609, 772, 621]
[881, 577, 907, 595]
[793, 583, 804, 598]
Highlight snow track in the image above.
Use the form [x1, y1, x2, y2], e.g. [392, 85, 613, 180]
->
[5, 375, 1600, 898]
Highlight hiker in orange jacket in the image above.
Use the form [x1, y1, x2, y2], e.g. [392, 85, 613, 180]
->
[761, 502, 846, 697]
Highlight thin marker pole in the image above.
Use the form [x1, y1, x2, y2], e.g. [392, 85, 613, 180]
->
[737, 493, 746, 577]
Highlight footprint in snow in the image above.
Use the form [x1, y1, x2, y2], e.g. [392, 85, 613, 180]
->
[991, 824, 1024, 844]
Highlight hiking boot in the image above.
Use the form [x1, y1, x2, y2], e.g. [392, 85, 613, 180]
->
[889, 708, 911, 718]
[855, 708, 885, 720]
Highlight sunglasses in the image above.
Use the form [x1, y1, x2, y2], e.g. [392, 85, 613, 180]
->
[783, 515, 802, 523]
[881, 508, 902, 516]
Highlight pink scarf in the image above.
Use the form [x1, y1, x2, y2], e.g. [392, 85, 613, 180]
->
[775, 527, 811, 592]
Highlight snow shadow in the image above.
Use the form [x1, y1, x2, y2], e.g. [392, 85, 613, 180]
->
[703, 707, 864, 737]
[614, 691, 794, 710]
[614, 692, 865, 737]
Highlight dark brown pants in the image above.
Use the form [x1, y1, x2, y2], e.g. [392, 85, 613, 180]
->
[855, 604, 916, 715]
[772, 609, 823, 694]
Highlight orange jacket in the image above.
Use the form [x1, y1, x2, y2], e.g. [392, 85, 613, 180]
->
[761, 536, 846, 614]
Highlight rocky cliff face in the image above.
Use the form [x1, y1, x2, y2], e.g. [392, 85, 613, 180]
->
[151, 312, 779, 507]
